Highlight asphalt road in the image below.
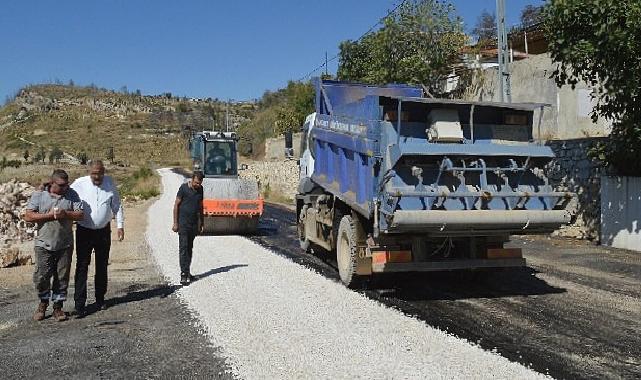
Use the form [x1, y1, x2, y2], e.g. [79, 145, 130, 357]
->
[253, 203, 641, 380]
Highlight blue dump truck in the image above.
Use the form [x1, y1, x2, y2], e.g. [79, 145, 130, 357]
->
[296, 79, 573, 287]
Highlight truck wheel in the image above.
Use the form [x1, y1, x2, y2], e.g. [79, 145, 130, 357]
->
[336, 215, 365, 288]
[298, 205, 311, 252]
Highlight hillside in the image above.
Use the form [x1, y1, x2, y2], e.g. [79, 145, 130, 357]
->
[0, 84, 256, 166]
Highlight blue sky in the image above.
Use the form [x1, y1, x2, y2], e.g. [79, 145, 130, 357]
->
[0, 0, 543, 103]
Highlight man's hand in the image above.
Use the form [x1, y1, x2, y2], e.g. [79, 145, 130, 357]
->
[117, 228, 125, 241]
[54, 209, 67, 220]
[172, 223, 179, 233]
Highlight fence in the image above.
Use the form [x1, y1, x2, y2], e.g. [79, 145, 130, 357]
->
[601, 176, 641, 252]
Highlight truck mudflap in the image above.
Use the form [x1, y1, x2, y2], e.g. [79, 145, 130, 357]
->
[388, 209, 571, 234]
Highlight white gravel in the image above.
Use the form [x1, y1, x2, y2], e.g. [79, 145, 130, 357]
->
[147, 169, 549, 380]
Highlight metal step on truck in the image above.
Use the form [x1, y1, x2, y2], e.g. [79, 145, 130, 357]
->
[296, 78, 574, 288]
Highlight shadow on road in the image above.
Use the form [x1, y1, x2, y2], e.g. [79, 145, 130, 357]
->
[77, 265, 249, 318]
[368, 267, 566, 302]
[109, 283, 182, 306]
[195, 264, 248, 280]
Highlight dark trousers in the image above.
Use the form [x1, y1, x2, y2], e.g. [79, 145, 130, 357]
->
[179, 226, 198, 275]
[74, 225, 111, 308]
[33, 246, 72, 302]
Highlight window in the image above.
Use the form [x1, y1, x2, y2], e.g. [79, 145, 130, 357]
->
[204, 141, 237, 176]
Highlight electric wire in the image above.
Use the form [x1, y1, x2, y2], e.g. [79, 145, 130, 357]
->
[297, 0, 408, 81]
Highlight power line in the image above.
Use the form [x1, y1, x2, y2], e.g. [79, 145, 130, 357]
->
[297, 0, 408, 81]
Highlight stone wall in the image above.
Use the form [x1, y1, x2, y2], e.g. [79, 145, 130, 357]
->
[547, 137, 607, 240]
[239, 160, 299, 202]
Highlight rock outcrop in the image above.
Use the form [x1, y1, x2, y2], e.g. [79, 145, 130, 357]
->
[0, 180, 36, 267]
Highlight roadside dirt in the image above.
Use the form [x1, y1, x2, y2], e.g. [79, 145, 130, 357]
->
[0, 200, 234, 379]
[255, 204, 641, 380]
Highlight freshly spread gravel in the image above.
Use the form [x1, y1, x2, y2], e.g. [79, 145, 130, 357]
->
[147, 169, 548, 379]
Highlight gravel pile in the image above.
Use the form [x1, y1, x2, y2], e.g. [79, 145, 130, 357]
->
[147, 169, 547, 379]
[0, 180, 36, 267]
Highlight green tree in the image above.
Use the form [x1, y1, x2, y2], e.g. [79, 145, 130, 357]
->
[337, 0, 464, 91]
[274, 107, 300, 135]
[34, 149, 44, 163]
[544, 0, 641, 176]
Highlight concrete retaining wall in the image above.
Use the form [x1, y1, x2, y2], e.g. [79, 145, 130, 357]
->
[264, 133, 302, 161]
[601, 176, 641, 252]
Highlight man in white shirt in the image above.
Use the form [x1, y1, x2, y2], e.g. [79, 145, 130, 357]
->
[70, 159, 124, 316]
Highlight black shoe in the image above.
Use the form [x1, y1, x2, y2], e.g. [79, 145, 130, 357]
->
[188, 274, 197, 282]
[180, 273, 190, 285]
[95, 298, 108, 311]
[74, 305, 87, 319]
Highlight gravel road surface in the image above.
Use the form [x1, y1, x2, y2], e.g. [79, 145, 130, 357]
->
[148, 168, 546, 379]
[253, 204, 641, 380]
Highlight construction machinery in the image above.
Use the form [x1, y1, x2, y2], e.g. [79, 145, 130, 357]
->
[297, 79, 574, 287]
[188, 131, 263, 234]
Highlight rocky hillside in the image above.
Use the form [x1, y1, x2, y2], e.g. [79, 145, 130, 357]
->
[0, 84, 256, 166]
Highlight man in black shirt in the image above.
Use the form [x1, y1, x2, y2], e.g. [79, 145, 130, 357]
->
[172, 171, 204, 285]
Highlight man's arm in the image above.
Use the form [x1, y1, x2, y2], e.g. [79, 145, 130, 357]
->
[109, 178, 125, 240]
[23, 209, 54, 223]
[63, 209, 84, 221]
[23, 192, 51, 223]
[173, 197, 181, 232]
[65, 189, 85, 222]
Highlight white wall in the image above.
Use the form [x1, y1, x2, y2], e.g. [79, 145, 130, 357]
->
[464, 54, 612, 140]
[601, 176, 641, 251]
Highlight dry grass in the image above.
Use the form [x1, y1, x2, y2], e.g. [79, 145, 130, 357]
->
[118, 167, 160, 200]
[0, 163, 87, 185]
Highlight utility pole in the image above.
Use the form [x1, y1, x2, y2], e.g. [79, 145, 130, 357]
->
[325, 52, 328, 76]
[225, 100, 229, 132]
[496, 0, 511, 102]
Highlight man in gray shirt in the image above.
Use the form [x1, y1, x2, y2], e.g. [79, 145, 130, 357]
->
[24, 169, 83, 322]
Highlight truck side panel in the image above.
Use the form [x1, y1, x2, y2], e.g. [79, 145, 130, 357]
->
[310, 114, 379, 216]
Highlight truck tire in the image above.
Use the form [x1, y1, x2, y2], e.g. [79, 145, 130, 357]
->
[298, 205, 311, 252]
[336, 215, 366, 288]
